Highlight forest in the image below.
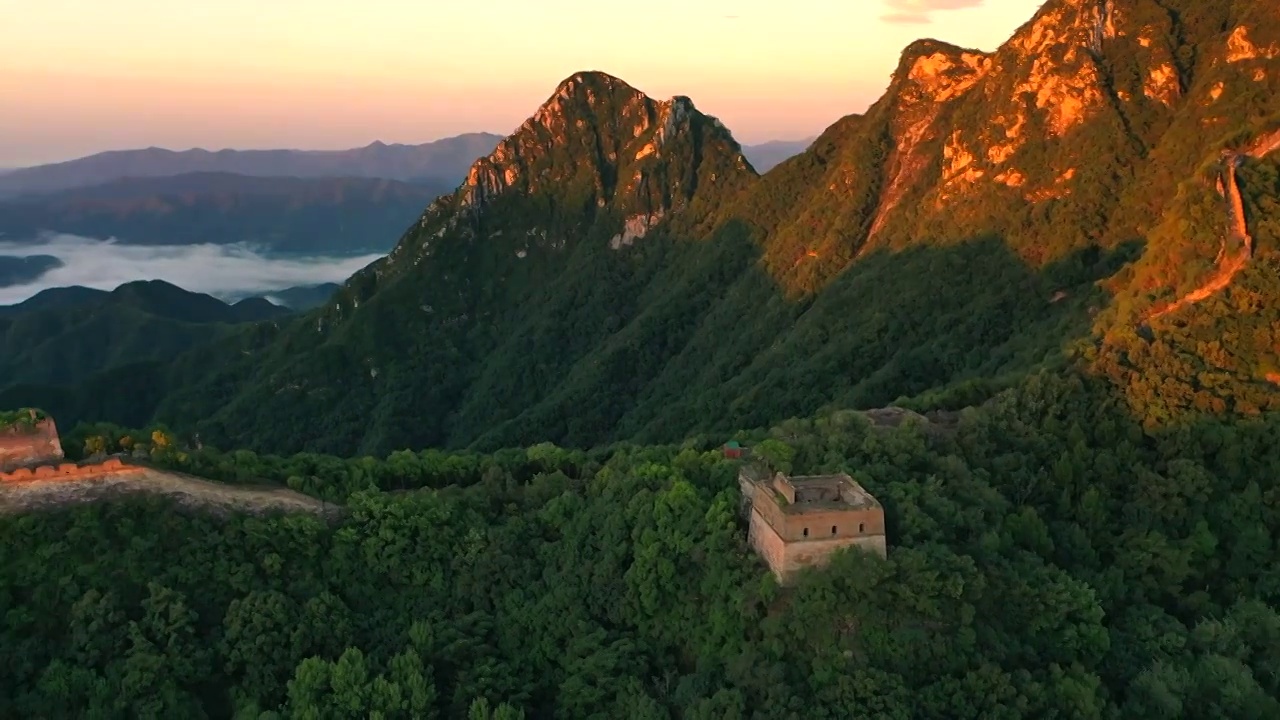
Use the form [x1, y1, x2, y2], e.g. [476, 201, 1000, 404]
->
[3, 370, 1278, 718]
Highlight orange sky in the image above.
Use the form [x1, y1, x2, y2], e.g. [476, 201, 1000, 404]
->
[1, 0, 1046, 167]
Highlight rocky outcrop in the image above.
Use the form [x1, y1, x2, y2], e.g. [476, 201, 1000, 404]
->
[609, 210, 665, 250]
[1226, 26, 1280, 63]
[868, 42, 992, 239]
[862, 0, 1161, 243]
[453, 72, 753, 238]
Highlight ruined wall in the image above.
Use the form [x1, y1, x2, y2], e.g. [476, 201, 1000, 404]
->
[0, 457, 140, 484]
[771, 475, 797, 503]
[751, 488, 791, 536]
[0, 418, 64, 472]
[736, 471, 758, 515]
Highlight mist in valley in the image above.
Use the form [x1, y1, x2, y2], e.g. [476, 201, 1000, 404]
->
[0, 233, 382, 305]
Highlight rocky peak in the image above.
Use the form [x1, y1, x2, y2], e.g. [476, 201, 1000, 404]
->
[365, 70, 758, 288]
[443, 71, 752, 241]
[893, 40, 992, 105]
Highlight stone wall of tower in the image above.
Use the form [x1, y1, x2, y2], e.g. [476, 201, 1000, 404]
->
[747, 505, 887, 584]
[0, 418, 64, 472]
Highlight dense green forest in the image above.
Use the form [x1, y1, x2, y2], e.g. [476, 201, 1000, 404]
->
[3, 371, 1279, 718]
[0, 280, 289, 390]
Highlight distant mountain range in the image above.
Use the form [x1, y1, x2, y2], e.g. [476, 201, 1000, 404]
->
[2, 134, 812, 198]
[0, 172, 442, 253]
[741, 138, 815, 172]
[258, 282, 341, 311]
[0, 133, 812, 258]
[0, 134, 505, 198]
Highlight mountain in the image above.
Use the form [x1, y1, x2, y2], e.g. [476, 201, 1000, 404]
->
[0, 280, 289, 398]
[258, 282, 342, 311]
[18, 0, 1280, 457]
[0, 133, 503, 197]
[741, 138, 815, 172]
[0, 255, 63, 287]
[0, 172, 443, 253]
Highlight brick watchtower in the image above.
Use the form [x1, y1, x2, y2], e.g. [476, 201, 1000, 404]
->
[739, 467, 887, 584]
[0, 409, 65, 473]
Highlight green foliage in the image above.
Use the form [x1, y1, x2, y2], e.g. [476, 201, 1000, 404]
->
[0, 280, 287, 392]
[752, 439, 795, 474]
[0, 407, 45, 430]
[2, 373, 1278, 716]
[1090, 150, 1280, 424]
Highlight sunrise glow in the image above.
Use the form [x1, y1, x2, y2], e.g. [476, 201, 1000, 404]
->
[1, 0, 1046, 165]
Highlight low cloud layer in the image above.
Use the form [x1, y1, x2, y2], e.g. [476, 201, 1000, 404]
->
[0, 234, 382, 305]
[881, 0, 985, 24]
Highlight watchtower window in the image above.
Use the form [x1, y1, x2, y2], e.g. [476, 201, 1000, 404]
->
[802, 527, 809, 538]
[831, 526, 838, 535]
[859, 523, 865, 533]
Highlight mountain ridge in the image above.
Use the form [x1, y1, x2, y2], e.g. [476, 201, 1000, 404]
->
[10, 0, 1280, 454]
[4, 131, 811, 198]
[0, 133, 504, 197]
[0, 172, 442, 253]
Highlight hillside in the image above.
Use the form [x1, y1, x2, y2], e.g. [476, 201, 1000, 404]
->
[0, 172, 443, 253]
[17, 0, 1280, 458]
[0, 280, 289, 393]
[3, 372, 1279, 717]
[0, 133, 503, 197]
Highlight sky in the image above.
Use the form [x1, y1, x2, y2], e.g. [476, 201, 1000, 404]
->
[0, 0, 1047, 167]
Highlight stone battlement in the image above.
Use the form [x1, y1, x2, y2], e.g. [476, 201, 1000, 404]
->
[0, 456, 142, 484]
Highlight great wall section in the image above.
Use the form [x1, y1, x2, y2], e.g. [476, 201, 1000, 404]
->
[1148, 129, 1280, 321]
[0, 411, 332, 517]
[0, 461, 333, 517]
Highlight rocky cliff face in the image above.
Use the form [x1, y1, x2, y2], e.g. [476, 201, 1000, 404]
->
[741, 0, 1278, 293]
[356, 72, 755, 299]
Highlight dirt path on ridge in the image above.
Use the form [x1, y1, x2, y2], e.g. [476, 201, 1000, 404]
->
[0, 467, 337, 518]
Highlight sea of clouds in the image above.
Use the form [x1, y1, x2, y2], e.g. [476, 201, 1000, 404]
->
[0, 234, 384, 306]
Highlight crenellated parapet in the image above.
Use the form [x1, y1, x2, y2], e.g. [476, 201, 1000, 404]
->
[0, 456, 142, 484]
